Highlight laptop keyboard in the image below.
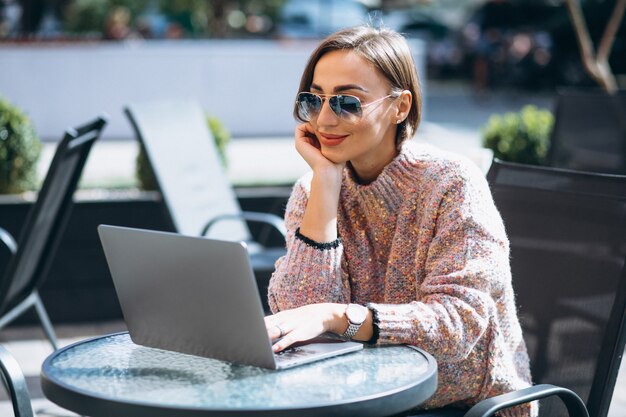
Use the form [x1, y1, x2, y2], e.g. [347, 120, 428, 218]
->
[274, 346, 306, 358]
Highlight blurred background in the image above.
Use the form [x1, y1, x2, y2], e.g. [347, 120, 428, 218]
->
[1, 0, 624, 91]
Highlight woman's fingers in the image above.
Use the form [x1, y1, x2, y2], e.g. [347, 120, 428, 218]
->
[271, 330, 298, 352]
[264, 304, 338, 352]
[270, 323, 311, 352]
[264, 313, 288, 341]
[295, 126, 321, 162]
[268, 324, 282, 340]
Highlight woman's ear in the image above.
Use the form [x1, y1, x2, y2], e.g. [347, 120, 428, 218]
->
[393, 90, 412, 124]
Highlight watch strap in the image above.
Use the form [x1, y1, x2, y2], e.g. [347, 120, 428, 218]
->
[341, 304, 366, 339]
[341, 322, 361, 339]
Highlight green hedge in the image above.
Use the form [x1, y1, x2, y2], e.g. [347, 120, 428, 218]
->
[0, 98, 41, 194]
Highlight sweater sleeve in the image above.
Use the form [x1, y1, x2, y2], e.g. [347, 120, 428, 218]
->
[268, 175, 350, 313]
[369, 162, 510, 363]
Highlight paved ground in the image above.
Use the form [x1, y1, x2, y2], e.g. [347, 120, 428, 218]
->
[0, 322, 127, 416]
[2, 82, 624, 416]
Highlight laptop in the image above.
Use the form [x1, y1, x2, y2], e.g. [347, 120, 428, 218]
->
[97, 225, 363, 369]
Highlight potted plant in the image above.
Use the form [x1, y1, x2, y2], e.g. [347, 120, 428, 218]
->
[0, 97, 41, 194]
[481, 105, 554, 166]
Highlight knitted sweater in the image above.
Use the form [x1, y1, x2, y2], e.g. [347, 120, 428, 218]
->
[268, 140, 535, 416]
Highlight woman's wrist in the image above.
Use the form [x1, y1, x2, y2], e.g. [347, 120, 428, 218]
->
[324, 303, 374, 342]
[311, 164, 344, 191]
[353, 308, 374, 342]
[299, 166, 342, 243]
[295, 228, 341, 250]
[298, 221, 338, 244]
[324, 303, 350, 334]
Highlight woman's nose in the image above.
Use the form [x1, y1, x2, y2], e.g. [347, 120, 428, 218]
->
[316, 99, 340, 126]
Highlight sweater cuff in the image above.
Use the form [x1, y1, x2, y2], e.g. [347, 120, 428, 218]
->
[366, 303, 380, 345]
[295, 227, 341, 250]
[366, 302, 415, 344]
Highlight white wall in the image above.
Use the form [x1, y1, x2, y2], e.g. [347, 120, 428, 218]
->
[0, 39, 425, 141]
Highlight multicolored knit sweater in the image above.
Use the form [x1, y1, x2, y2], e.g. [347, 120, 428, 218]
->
[268, 140, 535, 416]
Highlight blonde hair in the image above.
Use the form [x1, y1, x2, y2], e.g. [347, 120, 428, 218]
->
[294, 26, 422, 144]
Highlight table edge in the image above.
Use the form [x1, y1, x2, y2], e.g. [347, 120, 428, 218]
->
[41, 332, 438, 417]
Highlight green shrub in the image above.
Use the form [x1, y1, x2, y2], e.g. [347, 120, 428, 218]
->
[482, 105, 554, 165]
[0, 98, 41, 194]
[63, 0, 149, 35]
[207, 116, 230, 167]
[136, 114, 231, 191]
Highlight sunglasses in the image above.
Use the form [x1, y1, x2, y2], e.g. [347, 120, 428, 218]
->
[296, 92, 393, 123]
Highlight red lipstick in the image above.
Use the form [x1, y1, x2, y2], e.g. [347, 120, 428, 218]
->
[318, 132, 348, 147]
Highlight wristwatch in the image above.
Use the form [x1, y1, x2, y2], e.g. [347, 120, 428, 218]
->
[341, 303, 369, 339]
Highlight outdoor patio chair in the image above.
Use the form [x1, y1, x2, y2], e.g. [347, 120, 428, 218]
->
[466, 160, 625, 417]
[0, 344, 34, 417]
[0, 116, 108, 350]
[547, 89, 626, 175]
[124, 100, 286, 311]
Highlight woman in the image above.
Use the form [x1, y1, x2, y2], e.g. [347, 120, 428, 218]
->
[265, 25, 534, 416]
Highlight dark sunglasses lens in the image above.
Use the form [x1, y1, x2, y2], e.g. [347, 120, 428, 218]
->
[331, 95, 362, 118]
[297, 93, 321, 121]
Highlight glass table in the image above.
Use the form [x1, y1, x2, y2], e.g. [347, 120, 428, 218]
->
[41, 332, 437, 417]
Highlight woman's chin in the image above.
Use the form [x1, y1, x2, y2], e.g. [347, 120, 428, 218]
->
[321, 148, 348, 165]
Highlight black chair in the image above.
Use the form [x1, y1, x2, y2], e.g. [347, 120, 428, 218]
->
[0, 116, 108, 350]
[462, 160, 626, 417]
[124, 100, 285, 312]
[547, 89, 626, 175]
[0, 344, 34, 417]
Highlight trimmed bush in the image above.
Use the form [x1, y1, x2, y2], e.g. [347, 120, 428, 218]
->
[0, 98, 41, 194]
[482, 105, 554, 165]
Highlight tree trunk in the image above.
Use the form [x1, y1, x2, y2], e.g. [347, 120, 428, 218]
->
[565, 0, 626, 94]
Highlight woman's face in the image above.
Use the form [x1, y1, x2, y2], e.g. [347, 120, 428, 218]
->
[308, 49, 402, 182]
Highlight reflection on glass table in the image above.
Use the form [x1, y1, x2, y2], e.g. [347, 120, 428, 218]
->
[41, 332, 437, 417]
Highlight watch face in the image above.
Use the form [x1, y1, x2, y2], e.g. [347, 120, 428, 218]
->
[346, 304, 368, 324]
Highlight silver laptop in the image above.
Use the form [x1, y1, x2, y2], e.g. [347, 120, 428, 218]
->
[97, 225, 362, 369]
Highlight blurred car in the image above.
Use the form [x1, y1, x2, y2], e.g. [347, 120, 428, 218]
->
[277, 0, 369, 39]
[384, 8, 449, 41]
[384, 8, 465, 79]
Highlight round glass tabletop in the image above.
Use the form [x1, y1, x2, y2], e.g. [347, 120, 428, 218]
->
[42, 332, 437, 417]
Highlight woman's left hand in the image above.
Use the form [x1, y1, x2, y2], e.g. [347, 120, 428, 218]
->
[264, 303, 346, 352]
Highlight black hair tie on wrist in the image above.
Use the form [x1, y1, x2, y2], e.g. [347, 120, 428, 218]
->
[295, 227, 341, 250]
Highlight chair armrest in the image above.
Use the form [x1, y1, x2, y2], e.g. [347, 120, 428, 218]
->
[201, 211, 287, 239]
[464, 384, 588, 417]
[0, 345, 35, 417]
[0, 227, 17, 254]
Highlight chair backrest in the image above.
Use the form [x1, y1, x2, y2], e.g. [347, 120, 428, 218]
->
[547, 89, 626, 175]
[487, 160, 626, 417]
[124, 100, 250, 241]
[0, 116, 107, 315]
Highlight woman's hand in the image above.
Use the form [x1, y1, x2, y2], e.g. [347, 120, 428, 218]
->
[295, 123, 344, 175]
[295, 123, 345, 242]
[264, 303, 347, 352]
